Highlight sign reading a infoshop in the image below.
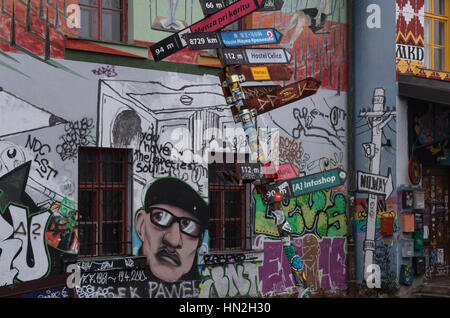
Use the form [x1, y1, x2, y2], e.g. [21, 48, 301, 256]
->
[291, 169, 347, 197]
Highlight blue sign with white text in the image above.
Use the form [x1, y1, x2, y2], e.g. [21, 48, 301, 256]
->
[220, 29, 282, 47]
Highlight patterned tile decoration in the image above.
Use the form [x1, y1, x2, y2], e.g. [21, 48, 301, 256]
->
[396, 0, 450, 81]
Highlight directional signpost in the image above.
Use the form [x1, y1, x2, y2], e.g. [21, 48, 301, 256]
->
[185, 28, 282, 50]
[200, 0, 284, 15]
[182, 1, 318, 297]
[150, 0, 268, 61]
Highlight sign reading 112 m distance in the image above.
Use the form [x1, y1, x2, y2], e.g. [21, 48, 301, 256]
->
[219, 48, 292, 65]
[150, 0, 267, 62]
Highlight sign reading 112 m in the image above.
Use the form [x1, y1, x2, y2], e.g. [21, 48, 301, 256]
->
[220, 48, 292, 65]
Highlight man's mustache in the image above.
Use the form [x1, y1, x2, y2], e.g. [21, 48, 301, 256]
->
[156, 247, 181, 266]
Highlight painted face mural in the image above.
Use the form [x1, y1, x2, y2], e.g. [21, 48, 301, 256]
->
[135, 177, 208, 283]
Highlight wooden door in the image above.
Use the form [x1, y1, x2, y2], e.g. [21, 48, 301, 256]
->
[422, 166, 450, 278]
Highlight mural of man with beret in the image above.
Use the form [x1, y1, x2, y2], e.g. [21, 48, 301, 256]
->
[135, 177, 208, 283]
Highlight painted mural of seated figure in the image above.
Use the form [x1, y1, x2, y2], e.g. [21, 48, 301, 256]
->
[280, 0, 331, 48]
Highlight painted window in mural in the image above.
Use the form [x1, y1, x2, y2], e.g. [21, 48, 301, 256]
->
[424, 0, 448, 71]
[208, 158, 247, 250]
[78, 0, 128, 42]
[78, 147, 132, 256]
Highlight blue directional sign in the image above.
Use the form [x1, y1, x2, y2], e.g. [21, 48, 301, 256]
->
[185, 28, 282, 51]
[221, 29, 282, 47]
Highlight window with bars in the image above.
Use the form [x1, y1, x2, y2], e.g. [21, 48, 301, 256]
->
[78, 147, 132, 257]
[424, 0, 449, 71]
[208, 155, 248, 251]
[78, 0, 128, 42]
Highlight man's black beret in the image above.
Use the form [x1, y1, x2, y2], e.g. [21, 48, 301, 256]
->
[144, 177, 208, 228]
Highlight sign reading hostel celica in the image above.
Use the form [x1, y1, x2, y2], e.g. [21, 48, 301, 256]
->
[151, 0, 268, 62]
[219, 48, 292, 65]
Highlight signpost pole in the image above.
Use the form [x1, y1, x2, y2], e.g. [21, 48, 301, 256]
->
[220, 57, 309, 298]
[185, 3, 310, 296]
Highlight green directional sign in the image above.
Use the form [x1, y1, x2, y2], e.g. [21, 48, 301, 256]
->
[290, 169, 347, 197]
[261, 168, 347, 205]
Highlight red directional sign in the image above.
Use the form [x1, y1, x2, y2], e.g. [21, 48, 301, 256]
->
[243, 77, 321, 116]
[150, 0, 267, 62]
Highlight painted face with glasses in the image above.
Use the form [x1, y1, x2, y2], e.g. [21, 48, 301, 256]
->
[135, 203, 202, 282]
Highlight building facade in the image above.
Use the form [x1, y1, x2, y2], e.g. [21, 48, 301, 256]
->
[0, 0, 448, 298]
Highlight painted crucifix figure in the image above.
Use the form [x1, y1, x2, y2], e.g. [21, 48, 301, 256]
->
[160, 0, 185, 31]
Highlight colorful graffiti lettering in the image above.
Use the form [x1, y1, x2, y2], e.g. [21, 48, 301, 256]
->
[254, 187, 347, 238]
[200, 263, 260, 298]
[257, 236, 347, 295]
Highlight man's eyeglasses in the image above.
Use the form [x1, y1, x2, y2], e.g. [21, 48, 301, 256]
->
[148, 207, 202, 238]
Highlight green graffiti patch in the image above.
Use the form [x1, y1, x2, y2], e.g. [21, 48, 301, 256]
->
[254, 188, 347, 238]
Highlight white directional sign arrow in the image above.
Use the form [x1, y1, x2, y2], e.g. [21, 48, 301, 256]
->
[357, 168, 394, 200]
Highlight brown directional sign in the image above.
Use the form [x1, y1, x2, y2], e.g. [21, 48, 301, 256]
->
[218, 71, 281, 104]
[246, 77, 321, 115]
[220, 64, 293, 83]
[150, 0, 267, 61]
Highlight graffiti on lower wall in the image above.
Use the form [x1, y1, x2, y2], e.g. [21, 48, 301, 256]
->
[200, 263, 260, 298]
[256, 236, 347, 295]
[74, 257, 201, 298]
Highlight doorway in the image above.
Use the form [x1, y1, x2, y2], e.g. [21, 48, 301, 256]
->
[422, 166, 450, 278]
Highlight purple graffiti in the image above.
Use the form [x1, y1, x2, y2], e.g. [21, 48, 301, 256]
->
[258, 237, 347, 295]
[258, 241, 295, 295]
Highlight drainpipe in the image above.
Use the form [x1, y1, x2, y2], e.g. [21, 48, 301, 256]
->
[346, 0, 358, 297]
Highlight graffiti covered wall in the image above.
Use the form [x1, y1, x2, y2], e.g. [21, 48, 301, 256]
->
[1, 0, 349, 297]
